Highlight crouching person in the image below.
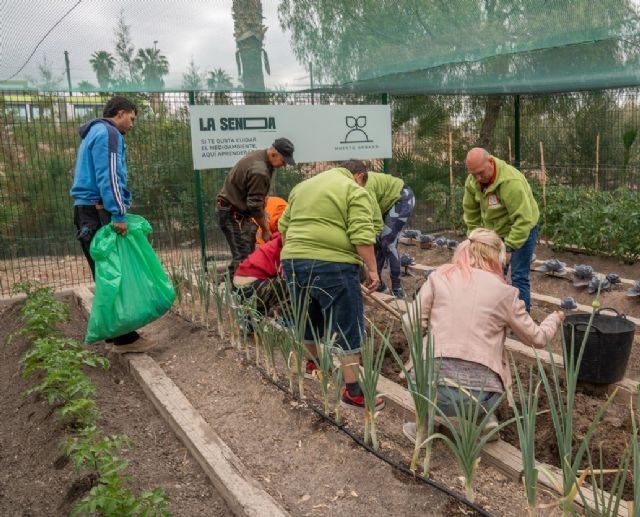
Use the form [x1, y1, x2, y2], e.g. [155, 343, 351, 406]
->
[401, 228, 564, 442]
[278, 160, 384, 411]
[232, 232, 287, 319]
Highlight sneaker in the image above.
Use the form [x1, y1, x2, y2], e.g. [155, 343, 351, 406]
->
[305, 359, 319, 379]
[340, 386, 385, 411]
[482, 414, 500, 442]
[391, 287, 406, 299]
[112, 330, 140, 346]
[376, 281, 387, 293]
[110, 337, 157, 354]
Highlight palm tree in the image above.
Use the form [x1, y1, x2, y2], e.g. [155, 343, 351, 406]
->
[206, 68, 234, 104]
[232, 0, 270, 97]
[90, 51, 115, 90]
[135, 47, 169, 90]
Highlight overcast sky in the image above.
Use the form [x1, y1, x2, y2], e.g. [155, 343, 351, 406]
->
[0, 0, 309, 90]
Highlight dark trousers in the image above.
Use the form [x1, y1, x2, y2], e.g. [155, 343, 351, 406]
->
[236, 277, 287, 316]
[217, 206, 258, 278]
[74, 205, 112, 279]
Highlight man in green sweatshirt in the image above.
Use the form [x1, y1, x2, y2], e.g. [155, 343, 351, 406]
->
[279, 160, 384, 411]
[462, 147, 539, 311]
[365, 171, 415, 298]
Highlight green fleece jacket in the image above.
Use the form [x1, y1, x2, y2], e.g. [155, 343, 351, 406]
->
[462, 156, 539, 249]
[365, 171, 404, 215]
[279, 168, 376, 264]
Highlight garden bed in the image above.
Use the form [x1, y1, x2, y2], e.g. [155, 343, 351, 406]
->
[0, 296, 231, 517]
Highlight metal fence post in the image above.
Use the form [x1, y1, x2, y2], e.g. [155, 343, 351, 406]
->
[382, 92, 390, 173]
[189, 91, 208, 271]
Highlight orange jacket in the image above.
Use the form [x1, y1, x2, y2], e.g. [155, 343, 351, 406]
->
[256, 196, 288, 245]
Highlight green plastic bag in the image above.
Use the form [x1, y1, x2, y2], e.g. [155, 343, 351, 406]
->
[85, 214, 176, 343]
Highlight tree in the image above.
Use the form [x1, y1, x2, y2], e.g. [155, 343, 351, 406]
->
[113, 10, 138, 85]
[206, 68, 234, 104]
[135, 47, 169, 90]
[89, 51, 115, 89]
[77, 80, 97, 92]
[232, 0, 270, 94]
[182, 58, 203, 90]
[36, 55, 62, 91]
[278, 0, 640, 148]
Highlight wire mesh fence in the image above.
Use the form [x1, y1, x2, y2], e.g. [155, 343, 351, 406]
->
[1, 88, 639, 294]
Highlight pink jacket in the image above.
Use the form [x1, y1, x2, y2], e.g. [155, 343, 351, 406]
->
[403, 267, 562, 390]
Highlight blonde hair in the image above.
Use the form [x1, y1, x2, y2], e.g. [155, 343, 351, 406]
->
[440, 228, 506, 283]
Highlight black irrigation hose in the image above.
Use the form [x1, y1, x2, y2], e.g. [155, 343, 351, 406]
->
[253, 365, 494, 517]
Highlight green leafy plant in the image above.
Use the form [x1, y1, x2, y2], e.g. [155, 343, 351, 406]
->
[65, 429, 171, 517]
[630, 395, 640, 517]
[309, 316, 339, 416]
[386, 299, 440, 475]
[274, 277, 312, 399]
[358, 324, 387, 451]
[534, 293, 617, 514]
[583, 445, 630, 517]
[509, 362, 542, 516]
[422, 386, 510, 503]
[252, 314, 279, 380]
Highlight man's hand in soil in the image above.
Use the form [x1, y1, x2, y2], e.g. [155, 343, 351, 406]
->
[113, 221, 128, 236]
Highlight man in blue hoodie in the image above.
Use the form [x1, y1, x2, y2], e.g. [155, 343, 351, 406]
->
[70, 96, 152, 351]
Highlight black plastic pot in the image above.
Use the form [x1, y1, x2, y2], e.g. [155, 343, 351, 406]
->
[562, 307, 635, 384]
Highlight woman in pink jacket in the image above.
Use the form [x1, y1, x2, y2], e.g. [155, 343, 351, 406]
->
[402, 228, 564, 442]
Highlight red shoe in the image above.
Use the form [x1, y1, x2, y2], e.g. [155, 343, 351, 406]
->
[305, 359, 318, 379]
[340, 386, 385, 411]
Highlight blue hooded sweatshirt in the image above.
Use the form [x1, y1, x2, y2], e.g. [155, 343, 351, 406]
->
[70, 119, 131, 223]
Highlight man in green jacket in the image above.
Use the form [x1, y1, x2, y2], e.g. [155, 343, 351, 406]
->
[463, 147, 539, 311]
[365, 171, 415, 298]
[279, 160, 384, 411]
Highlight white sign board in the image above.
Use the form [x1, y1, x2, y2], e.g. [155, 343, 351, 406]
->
[189, 104, 391, 169]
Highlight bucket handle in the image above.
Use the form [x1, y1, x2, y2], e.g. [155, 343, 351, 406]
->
[595, 307, 628, 320]
[571, 322, 603, 334]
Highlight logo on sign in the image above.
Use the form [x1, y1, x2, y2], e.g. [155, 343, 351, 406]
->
[340, 116, 373, 144]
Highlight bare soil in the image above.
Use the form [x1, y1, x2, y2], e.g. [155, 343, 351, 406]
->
[143, 310, 558, 516]
[0, 296, 232, 517]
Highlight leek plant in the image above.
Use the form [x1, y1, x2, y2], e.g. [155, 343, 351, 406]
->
[534, 303, 617, 514]
[274, 276, 312, 399]
[628, 395, 640, 517]
[510, 360, 542, 515]
[583, 445, 630, 517]
[385, 298, 440, 475]
[309, 316, 339, 415]
[253, 315, 279, 380]
[331, 356, 344, 425]
[168, 263, 185, 316]
[422, 385, 511, 503]
[358, 324, 387, 451]
[209, 263, 226, 338]
[276, 323, 295, 394]
[182, 254, 197, 320]
[194, 261, 211, 328]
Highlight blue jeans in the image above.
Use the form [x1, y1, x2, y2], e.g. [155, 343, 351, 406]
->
[282, 259, 364, 354]
[436, 386, 502, 418]
[507, 226, 537, 312]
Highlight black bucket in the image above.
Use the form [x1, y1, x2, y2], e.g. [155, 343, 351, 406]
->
[562, 307, 636, 384]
